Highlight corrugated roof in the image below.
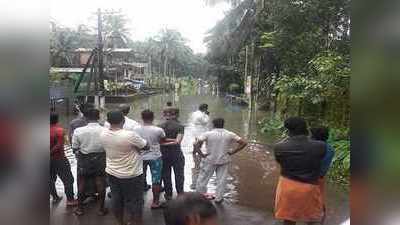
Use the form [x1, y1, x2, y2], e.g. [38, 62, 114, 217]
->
[50, 67, 85, 73]
[74, 48, 134, 53]
[123, 62, 148, 68]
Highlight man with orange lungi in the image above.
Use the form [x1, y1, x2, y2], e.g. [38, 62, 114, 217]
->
[273, 117, 326, 225]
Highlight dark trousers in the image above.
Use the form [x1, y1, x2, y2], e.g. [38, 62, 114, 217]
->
[161, 150, 185, 197]
[108, 174, 144, 218]
[50, 157, 75, 200]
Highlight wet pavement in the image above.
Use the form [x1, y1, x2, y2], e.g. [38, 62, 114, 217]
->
[52, 93, 349, 225]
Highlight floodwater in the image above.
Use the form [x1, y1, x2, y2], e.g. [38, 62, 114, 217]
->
[52, 92, 349, 225]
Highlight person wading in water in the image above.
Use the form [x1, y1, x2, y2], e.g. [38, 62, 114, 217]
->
[188, 103, 210, 190]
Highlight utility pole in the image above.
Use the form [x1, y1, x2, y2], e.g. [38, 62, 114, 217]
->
[148, 55, 152, 87]
[95, 8, 105, 108]
[244, 45, 251, 103]
[97, 8, 105, 92]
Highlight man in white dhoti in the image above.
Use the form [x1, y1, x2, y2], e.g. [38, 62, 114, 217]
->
[194, 118, 248, 203]
[187, 104, 210, 189]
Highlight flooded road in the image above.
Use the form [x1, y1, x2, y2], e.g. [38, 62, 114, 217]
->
[128, 93, 349, 224]
[52, 93, 349, 225]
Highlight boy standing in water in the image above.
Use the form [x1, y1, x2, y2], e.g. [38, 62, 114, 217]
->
[310, 126, 335, 223]
[134, 110, 167, 209]
[310, 127, 335, 179]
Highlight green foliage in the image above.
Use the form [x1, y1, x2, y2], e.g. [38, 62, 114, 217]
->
[131, 28, 210, 79]
[50, 11, 210, 80]
[180, 78, 198, 95]
[259, 115, 285, 136]
[50, 22, 96, 67]
[274, 51, 349, 104]
[327, 128, 350, 185]
[260, 31, 276, 48]
[207, 2, 351, 187]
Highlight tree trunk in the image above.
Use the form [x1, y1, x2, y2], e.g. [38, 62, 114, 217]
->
[298, 98, 303, 116]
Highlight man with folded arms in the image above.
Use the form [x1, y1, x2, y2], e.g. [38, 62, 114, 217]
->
[100, 111, 147, 225]
[72, 108, 107, 216]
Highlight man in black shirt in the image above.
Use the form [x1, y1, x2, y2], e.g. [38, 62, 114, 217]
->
[273, 117, 326, 225]
[159, 108, 185, 201]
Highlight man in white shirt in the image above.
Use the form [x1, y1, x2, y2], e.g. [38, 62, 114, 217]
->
[71, 108, 107, 216]
[189, 103, 210, 135]
[194, 118, 248, 203]
[105, 105, 150, 191]
[188, 103, 210, 189]
[104, 105, 140, 131]
[100, 110, 147, 225]
[133, 109, 168, 209]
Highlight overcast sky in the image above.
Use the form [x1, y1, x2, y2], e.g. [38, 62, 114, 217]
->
[51, 0, 230, 53]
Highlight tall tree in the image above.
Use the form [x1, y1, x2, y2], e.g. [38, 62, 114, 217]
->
[102, 9, 132, 48]
[50, 21, 95, 67]
[154, 28, 188, 76]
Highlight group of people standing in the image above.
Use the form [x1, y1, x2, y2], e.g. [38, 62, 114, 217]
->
[50, 100, 335, 225]
[50, 101, 248, 225]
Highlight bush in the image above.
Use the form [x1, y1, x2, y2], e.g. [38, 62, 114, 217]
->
[327, 128, 350, 185]
[259, 115, 286, 138]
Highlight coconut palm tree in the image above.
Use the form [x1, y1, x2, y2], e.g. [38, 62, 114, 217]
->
[102, 9, 131, 48]
[154, 28, 188, 77]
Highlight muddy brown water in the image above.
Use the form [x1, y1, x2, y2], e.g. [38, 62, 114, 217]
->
[55, 93, 349, 225]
